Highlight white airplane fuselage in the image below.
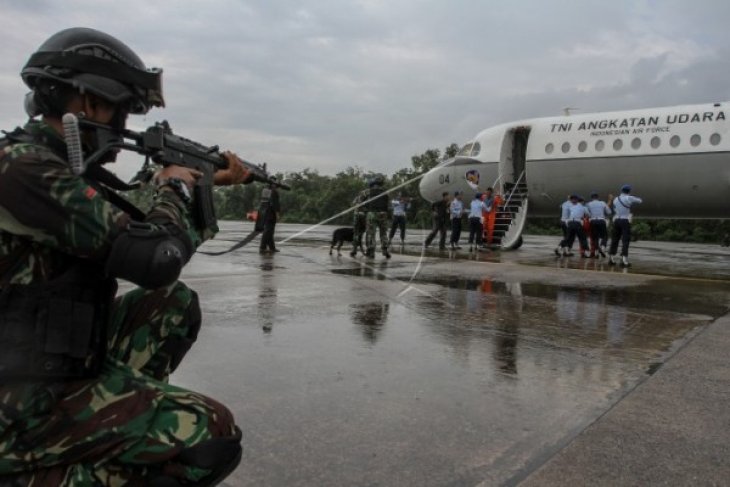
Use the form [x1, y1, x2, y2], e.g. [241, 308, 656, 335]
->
[419, 102, 730, 219]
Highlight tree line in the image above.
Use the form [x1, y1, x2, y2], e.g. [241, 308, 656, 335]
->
[127, 144, 730, 245]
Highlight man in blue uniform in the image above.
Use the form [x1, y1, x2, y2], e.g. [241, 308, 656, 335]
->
[563, 195, 590, 258]
[586, 192, 612, 258]
[554, 195, 572, 256]
[608, 185, 643, 267]
[467, 193, 491, 252]
[449, 191, 465, 250]
[388, 194, 410, 245]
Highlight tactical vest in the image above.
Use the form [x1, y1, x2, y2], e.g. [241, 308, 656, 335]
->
[0, 128, 115, 381]
[366, 187, 389, 212]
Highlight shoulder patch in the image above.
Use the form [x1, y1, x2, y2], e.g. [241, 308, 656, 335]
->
[84, 186, 98, 199]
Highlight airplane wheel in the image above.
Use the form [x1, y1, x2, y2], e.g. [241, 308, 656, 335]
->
[506, 235, 523, 250]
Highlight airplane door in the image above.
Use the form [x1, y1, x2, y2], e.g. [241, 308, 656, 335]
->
[498, 127, 531, 190]
[511, 128, 530, 183]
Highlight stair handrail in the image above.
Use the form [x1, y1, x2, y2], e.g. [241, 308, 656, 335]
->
[503, 170, 526, 210]
[490, 173, 503, 195]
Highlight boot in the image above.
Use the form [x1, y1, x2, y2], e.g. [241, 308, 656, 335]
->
[383, 248, 391, 259]
[562, 248, 573, 257]
[350, 249, 357, 258]
[608, 255, 617, 266]
[580, 251, 589, 258]
[599, 246, 607, 258]
[554, 246, 561, 256]
[621, 256, 631, 267]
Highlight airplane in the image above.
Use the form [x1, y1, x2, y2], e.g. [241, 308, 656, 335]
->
[418, 101, 730, 249]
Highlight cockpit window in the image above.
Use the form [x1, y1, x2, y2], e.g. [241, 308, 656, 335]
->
[457, 142, 481, 157]
[458, 143, 474, 156]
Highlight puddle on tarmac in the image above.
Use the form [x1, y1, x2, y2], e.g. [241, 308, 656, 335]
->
[331, 266, 727, 376]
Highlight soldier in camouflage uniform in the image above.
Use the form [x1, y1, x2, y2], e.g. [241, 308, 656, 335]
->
[0, 28, 252, 486]
[363, 176, 391, 259]
[350, 190, 368, 258]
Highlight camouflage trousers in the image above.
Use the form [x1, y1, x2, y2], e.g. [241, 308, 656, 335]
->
[365, 211, 389, 255]
[352, 212, 366, 254]
[0, 281, 239, 486]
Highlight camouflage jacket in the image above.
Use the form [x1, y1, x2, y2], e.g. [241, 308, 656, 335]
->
[0, 120, 209, 285]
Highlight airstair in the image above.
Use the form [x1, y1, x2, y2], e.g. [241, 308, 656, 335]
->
[487, 173, 528, 250]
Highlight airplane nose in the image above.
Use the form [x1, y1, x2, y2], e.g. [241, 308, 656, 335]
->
[418, 168, 441, 203]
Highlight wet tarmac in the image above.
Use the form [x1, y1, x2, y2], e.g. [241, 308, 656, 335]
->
[171, 222, 730, 486]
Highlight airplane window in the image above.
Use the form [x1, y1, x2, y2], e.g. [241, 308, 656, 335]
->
[690, 134, 701, 147]
[458, 143, 474, 156]
[578, 141, 587, 152]
[595, 140, 605, 151]
[631, 137, 641, 149]
[561, 142, 570, 153]
[650, 136, 661, 148]
[545, 143, 554, 154]
[670, 135, 680, 148]
[710, 133, 722, 146]
[471, 142, 481, 157]
[613, 139, 623, 150]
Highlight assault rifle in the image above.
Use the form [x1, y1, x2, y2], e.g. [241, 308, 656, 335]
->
[65, 115, 289, 231]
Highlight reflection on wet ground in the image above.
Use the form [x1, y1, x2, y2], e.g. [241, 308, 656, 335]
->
[351, 302, 390, 343]
[175, 223, 730, 486]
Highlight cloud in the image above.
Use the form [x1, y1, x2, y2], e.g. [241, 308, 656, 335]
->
[1, 0, 729, 181]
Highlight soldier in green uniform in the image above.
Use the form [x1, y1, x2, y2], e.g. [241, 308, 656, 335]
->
[350, 189, 368, 258]
[0, 28, 253, 486]
[363, 175, 391, 259]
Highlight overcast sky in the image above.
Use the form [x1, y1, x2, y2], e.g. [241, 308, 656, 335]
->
[2, 0, 730, 180]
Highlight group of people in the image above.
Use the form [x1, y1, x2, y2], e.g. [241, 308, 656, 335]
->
[424, 188, 496, 251]
[555, 184, 643, 267]
[349, 178, 500, 259]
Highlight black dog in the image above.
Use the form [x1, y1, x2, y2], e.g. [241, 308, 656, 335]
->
[330, 227, 365, 255]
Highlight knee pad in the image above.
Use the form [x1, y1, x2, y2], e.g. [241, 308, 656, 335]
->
[106, 222, 194, 290]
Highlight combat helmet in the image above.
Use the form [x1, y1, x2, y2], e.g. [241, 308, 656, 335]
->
[21, 27, 164, 116]
[368, 174, 385, 187]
